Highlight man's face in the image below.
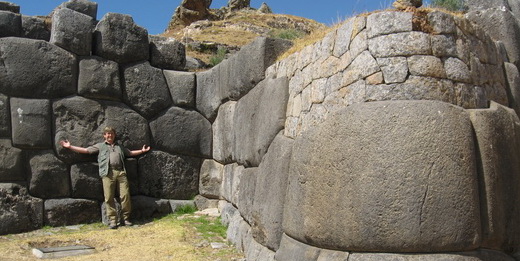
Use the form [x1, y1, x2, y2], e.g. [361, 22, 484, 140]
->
[103, 131, 116, 144]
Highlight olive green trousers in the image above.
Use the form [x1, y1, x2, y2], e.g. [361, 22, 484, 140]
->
[102, 169, 131, 223]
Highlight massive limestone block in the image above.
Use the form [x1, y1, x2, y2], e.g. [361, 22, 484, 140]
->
[349, 249, 515, 261]
[469, 102, 520, 251]
[274, 234, 322, 261]
[50, 7, 94, 56]
[212, 101, 236, 164]
[196, 37, 292, 121]
[70, 163, 103, 201]
[333, 16, 366, 58]
[366, 11, 413, 38]
[427, 11, 457, 34]
[505, 62, 520, 116]
[163, 70, 196, 108]
[53, 96, 104, 163]
[251, 133, 293, 251]
[28, 151, 70, 199]
[21, 15, 50, 41]
[0, 94, 9, 137]
[150, 106, 211, 158]
[368, 31, 432, 58]
[221, 163, 244, 206]
[233, 77, 289, 167]
[0, 183, 43, 235]
[130, 195, 172, 220]
[465, 8, 520, 67]
[284, 100, 480, 252]
[0, 10, 21, 37]
[246, 237, 276, 261]
[58, 0, 98, 19]
[237, 167, 257, 224]
[44, 198, 100, 226]
[78, 56, 122, 101]
[0, 139, 24, 182]
[122, 61, 172, 119]
[199, 159, 223, 199]
[138, 151, 201, 199]
[464, 0, 511, 12]
[10, 98, 52, 149]
[149, 35, 186, 70]
[93, 13, 149, 64]
[102, 101, 151, 150]
[0, 37, 77, 98]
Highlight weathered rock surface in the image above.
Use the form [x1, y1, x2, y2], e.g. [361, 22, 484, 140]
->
[50, 7, 94, 56]
[131, 195, 172, 220]
[163, 70, 196, 108]
[0, 37, 77, 98]
[233, 77, 288, 167]
[237, 167, 257, 224]
[0, 183, 43, 235]
[284, 100, 480, 252]
[0, 2, 20, 13]
[58, 0, 98, 19]
[94, 13, 149, 64]
[0, 10, 21, 37]
[212, 101, 236, 164]
[228, 0, 250, 10]
[251, 133, 293, 251]
[199, 160, 223, 199]
[169, 0, 212, 26]
[274, 234, 322, 261]
[0, 139, 24, 182]
[138, 151, 201, 199]
[44, 198, 100, 226]
[150, 106, 212, 157]
[21, 15, 50, 41]
[349, 250, 515, 261]
[28, 151, 70, 199]
[0, 94, 9, 137]
[122, 62, 172, 119]
[78, 56, 122, 101]
[10, 98, 52, 149]
[469, 102, 520, 251]
[70, 163, 103, 201]
[149, 35, 186, 70]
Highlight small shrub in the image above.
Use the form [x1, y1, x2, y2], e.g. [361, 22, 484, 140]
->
[430, 0, 465, 11]
[174, 204, 197, 215]
[269, 29, 306, 40]
[209, 48, 228, 67]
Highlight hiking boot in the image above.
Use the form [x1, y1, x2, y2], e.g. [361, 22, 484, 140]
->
[109, 221, 117, 229]
[124, 219, 133, 226]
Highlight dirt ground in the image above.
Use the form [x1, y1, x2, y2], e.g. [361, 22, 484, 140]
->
[0, 214, 244, 261]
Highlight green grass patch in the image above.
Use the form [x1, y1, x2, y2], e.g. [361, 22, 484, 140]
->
[269, 28, 306, 40]
[209, 48, 228, 67]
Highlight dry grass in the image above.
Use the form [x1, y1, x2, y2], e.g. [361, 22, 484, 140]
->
[0, 214, 243, 261]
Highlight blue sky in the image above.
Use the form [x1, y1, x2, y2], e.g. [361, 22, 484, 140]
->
[8, 0, 432, 35]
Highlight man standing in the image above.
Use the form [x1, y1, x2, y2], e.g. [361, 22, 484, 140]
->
[60, 127, 150, 229]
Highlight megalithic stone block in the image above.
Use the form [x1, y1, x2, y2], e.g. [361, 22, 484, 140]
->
[469, 102, 520, 251]
[284, 100, 480, 252]
[50, 7, 94, 56]
[10, 98, 52, 149]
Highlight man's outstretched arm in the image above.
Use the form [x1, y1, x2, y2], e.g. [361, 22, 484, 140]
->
[60, 140, 90, 154]
[129, 144, 151, 157]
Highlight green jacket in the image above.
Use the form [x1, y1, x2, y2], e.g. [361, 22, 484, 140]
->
[96, 142, 127, 177]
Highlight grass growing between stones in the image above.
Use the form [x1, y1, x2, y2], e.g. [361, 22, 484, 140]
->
[0, 212, 243, 261]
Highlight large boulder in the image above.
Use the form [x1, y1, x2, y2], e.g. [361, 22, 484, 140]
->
[221, 163, 244, 206]
[464, 0, 511, 12]
[0, 10, 21, 37]
[237, 167, 257, 224]
[0, 2, 20, 13]
[102, 101, 151, 149]
[0, 183, 43, 235]
[163, 70, 196, 108]
[78, 56, 122, 101]
[233, 77, 289, 167]
[122, 61, 172, 119]
[70, 163, 103, 201]
[21, 15, 50, 41]
[469, 102, 520, 251]
[93, 13, 149, 64]
[0, 139, 24, 182]
[274, 234, 321, 261]
[199, 159, 223, 199]
[10, 98, 52, 149]
[284, 100, 480, 252]
[131, 195, 172, 220]
[212, 101, 236, 164]
[44, 198, 100, 226]
[150, 106, 212, 158]
[349, 250, 514, 261]
[169, 0, 212, 26]
[228, 0, 250, 10]
[138, 151, 201, 199]
[28, 151, 70, 199]
[58, 0, 98, 19]
[149, 36, 186, 70]
[251, 133, 293, 251]
[50, 7, 94, 56]
[0, 37, 77, 98]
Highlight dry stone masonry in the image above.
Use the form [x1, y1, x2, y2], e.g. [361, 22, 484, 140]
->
[2, 0, 520, 260]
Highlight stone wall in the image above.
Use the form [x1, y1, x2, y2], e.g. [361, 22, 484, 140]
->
[2, 0, 520, 260]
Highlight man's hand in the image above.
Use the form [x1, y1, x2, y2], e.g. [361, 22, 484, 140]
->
[60, 140, 71, 148]
[141, 145, 151, 153]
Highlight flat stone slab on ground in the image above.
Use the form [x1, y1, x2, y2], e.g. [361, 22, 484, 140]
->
[32, 245, 95, 259]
